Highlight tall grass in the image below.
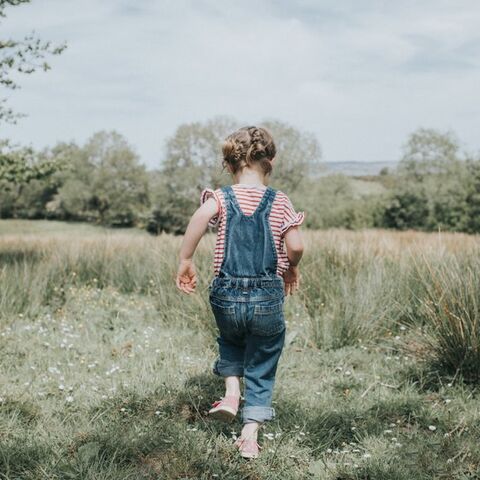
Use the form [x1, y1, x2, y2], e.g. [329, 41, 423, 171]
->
[405, 252, 480, 383]
[2, 226, 480, 375]
[2, 222, 480, 478]
[298, 230, 480, 381]
[0, 231, 213, 327]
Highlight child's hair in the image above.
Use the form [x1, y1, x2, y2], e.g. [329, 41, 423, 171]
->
[222, 126, 276, 175]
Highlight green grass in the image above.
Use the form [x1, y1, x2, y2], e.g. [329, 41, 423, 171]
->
[0, 220, 105, 235]
[1, 221, 480, 479]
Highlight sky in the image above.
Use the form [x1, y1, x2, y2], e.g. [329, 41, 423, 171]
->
[1, 0, 480, 168]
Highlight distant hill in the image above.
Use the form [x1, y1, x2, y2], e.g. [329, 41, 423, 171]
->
[322, 161, 398, 177]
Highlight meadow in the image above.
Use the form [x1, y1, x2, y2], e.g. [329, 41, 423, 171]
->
[1, 220, 480, 479]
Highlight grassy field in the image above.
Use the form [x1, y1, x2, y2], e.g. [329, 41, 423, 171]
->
[1, 220, 480, 479]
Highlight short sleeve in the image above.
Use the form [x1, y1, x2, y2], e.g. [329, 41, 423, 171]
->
[200, 187, 222, 228]
[281, 196, 305, 237]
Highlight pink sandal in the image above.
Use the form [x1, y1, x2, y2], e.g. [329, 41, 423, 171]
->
[208, 395, 240, 422]
[234, 437, 261, 459]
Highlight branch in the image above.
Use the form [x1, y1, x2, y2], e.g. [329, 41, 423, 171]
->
[0, 0, 67, 122]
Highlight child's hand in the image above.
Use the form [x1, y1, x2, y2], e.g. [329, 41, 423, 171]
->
[176, 259, 197, 294]
[282, 265, 300, 296]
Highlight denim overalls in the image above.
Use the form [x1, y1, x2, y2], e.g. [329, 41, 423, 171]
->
[208, 185, 286, 424]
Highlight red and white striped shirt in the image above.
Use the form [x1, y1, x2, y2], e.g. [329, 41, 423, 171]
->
[200, 184, 305, 277]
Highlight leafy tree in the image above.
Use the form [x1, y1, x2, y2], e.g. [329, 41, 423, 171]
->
[0, 0, 66, 195]
[0, 0, 66, 123]
[0, 142, 59, 184]
[51, 132, 149, 227]
[262, 119, 322, 191]
[383, 128, 471, 231]
[0, 142, 63, 218]
[162, 116, 238, 196]
[397, 128, 461, 180]
[146, 175, 195, 235]
[44, 142, 93, 221]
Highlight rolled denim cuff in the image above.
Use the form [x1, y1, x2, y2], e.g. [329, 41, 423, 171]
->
[212, 358, 244, 377]
[241, 406, 275, 423]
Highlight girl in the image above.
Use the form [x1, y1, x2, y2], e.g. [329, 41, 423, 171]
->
[175, 126, 305, 459]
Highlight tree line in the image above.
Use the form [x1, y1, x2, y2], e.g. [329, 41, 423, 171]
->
[2, 1, 480, 235]
[1, 117, 480, 234]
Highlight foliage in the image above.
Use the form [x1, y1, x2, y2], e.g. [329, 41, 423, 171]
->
[382, 128, 479, 232]
[382, 185, 430, 230]
[0, 142, 64, 218]
[146, 175, 194, 235]
[397, 128, 461, 180]
[0, 0, 66, 123]
[2, 122, 480, 234]
[50, 132, 150, 227]
[0, 143, 60, 185]
[262, 119, 323, 191]
[291, 174, 385, 230]
[0, 132, 150, 227]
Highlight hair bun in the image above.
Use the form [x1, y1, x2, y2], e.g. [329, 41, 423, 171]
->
[222, 126, 276, 175]
[248, 127, 266, 160]
[249, 127, 262, 144]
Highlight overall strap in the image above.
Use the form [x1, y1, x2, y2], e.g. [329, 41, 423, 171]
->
[257, 186, 277, 216]
[221, 185, 238, 212]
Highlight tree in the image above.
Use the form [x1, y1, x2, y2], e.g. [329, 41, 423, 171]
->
[397, 128, 461, 180]
[262, 119, 322, 191]
[51, 132, 149, 227]
[383, 128, 470, 231]
[0, 0, 66, 123]
[0, 141, 63, 218]
[0, 143, 58, 184]
[161, 116, 239, 196]
[0, 0, 66, 194]
[86, 131, 150, 226]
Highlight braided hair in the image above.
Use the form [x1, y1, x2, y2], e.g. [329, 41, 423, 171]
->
[222, 126, 276, 175]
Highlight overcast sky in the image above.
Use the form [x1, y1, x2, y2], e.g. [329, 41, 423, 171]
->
[2, 0, 480, 168]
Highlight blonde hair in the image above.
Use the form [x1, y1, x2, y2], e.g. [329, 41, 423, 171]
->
[222, 126, 276, 175]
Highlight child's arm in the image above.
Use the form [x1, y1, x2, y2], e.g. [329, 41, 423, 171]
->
[176, 197, 218, 294]
[283, 226, 304, 295]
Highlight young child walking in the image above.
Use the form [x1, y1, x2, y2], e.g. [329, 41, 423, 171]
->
[175, 126, 305, 459]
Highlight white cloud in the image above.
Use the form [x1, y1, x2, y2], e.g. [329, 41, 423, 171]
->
[1, 0, 479, 167]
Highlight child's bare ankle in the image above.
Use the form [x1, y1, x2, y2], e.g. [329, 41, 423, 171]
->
[225, 376, 241, 397]
[241, 421, 260, 440]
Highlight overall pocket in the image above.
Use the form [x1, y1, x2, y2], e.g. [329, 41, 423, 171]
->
[251, 300, 285, 336]
[210, 297, 238, 333]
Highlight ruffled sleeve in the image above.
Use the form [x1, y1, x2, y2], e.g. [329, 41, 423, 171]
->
[281, 196, 305, 236]
[200, 187, 222, 228]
